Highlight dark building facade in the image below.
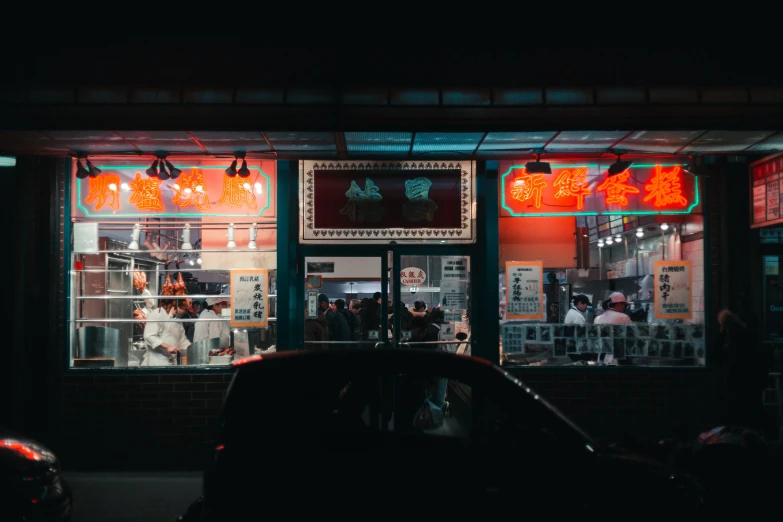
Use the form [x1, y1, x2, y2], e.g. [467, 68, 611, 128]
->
[3, 48, 781, 469]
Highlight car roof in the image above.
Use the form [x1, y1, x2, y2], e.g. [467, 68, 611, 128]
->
[232, 347, 594, 443]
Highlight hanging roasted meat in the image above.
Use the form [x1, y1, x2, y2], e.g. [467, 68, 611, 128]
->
[174, 272, 187, 296]
[132, 270, 147, 292]
[162, 273, 174, 296]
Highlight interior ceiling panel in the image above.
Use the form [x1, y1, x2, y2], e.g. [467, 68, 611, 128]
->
[545, 130, 631, 151]
[345, 132, 412, 154]
[681, 130, 776, 152]
[412, 132, 484, 153]
[264, 132, 336, 152]
[745, 132, 783, 152]
[476, 132, 558, 156]
[116, 130, 203, 153]
[615, 130, 706, 153]
[2, 130, 783, 157]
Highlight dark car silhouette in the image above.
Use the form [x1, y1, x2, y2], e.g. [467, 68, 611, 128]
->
[179, 348, 703, 520]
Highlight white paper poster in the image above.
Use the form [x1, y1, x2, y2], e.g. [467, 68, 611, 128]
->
[444, 310, 463, 323]
[307, 290, 318, 318]
[439, 323, 456, 341]
[767, 174, 780, 221]
[230, 269, 269, 327]
[73, 222, 99, 253]
[653, 261, 692, 320]
[505, 261, 543, 320]
[440, 280, 467, 309]
[441, 256, 468, 281]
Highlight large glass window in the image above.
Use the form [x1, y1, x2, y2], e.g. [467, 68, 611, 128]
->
[69, 158, 277, 369]
[498, 160, 706, 368]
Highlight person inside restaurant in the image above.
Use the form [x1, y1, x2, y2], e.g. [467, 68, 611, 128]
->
[564, 294, 591, 325]
[594, 292, 632, 325]
[143, 298, 190, 366]
[193, 297, 231, 348]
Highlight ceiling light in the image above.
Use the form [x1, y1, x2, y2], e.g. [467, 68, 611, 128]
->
[86, 159, 101, 177]
[238, 158, 251, 177]
[181, 223, 192, 250]
[606, 237, 613, 245]
[128, 223, 141, 250]
[242, 182, 251, 191]
[660, 223, 669, 231]
[75, 158, 90, 179]
[121, 182, 130, 191]
[172, 183, 180, 190]
[254, 182, 263, 194]
[145, 159, 159, 177]
[184, 187, 192, 195]
[636, 227, 644, 238]
[197, 257, 202, 265]
[108, 183, 117, 192]
[597, 240, 604, 248]
[615, 234, 622, 241]
[607, 152, 633, 176]
[189, 259, 195, 266]
[225, 158, 238, 177]
[195, 185, 203, 192]
[525, 153, 551, 175]
[165, 160, 181, 180]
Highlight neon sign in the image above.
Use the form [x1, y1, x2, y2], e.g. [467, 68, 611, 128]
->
[643, 165, 687, 208]
[510, 172, 548, 209]
[596, 170, 639, 206]
[74, 160, 275, 218]
[500, 162, 699, 217]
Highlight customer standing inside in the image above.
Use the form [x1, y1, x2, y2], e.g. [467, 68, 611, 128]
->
[564, 294, 591, 325]
[193, 297, 231, 348]
[332, 299, 353, 343]
[143, 298, 190, 366]
[594, 292, 631, 325]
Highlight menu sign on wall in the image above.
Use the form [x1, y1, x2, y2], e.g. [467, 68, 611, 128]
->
[751, 154, 783, 228]
[441, 256, 468, 281]
[230, 269, 269, 328]
[505, 261, 543, 320]
[653, 261, 692, 320]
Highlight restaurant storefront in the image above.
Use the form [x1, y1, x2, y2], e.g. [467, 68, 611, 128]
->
[41, 143, 732, 469]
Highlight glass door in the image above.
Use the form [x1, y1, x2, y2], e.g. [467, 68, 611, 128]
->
[393, 250, 473, 356]
[302, 254, 390, 349]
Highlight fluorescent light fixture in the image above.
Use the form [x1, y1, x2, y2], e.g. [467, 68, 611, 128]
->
[0, 156, 16, 167]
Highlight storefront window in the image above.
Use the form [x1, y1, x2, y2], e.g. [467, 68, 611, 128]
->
[497, 160, 706, 367]
[68, 158, 277, 369]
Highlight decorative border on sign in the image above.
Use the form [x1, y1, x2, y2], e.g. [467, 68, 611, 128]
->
[301, 161, 474, 242]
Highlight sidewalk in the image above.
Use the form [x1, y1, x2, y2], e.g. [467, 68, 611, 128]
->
[63, 471, 202, 522]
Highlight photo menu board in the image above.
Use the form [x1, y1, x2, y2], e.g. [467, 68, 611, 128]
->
[751, 154, 783, 228]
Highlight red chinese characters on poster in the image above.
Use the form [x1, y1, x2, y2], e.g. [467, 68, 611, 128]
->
[500, 162, 698, 216]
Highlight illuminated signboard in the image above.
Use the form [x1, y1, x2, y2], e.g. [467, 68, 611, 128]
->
[499, 161, 699, 217]
[73, 159, 276, 218]
[750, 153, 783, 229]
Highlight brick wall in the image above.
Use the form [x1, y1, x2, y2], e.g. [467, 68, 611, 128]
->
[509, 370, 718, 448]
[58, 373, 232, 470]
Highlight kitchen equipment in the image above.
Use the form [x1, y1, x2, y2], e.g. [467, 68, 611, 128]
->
[209, 355, 233, 365]
[77, 326, 126, 366]
[188, 337, 221, 365]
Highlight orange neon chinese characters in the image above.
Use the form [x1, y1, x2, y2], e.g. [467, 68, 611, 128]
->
[510, 172, 548, 209]
[596, 171, 639, 206]
[217, 175, 257, 209]
[643, 165, 688, 208]
[85, 174, 121, 211]
[172, 168, 210, 210]
[553, 167, 591, 210]
[128, 172, 164, 211]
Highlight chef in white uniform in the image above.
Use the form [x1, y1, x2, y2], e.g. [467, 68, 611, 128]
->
[594, 292, 632, 325]
[143, 299, 190, 366]
[193, 297, 231, 348]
